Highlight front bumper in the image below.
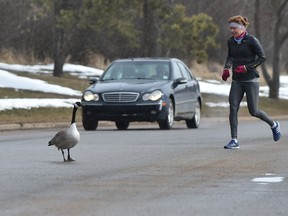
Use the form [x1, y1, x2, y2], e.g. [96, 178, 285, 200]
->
[82, 100, 169, 122]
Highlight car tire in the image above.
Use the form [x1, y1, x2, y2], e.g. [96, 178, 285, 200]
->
[186, 100, 201, 129]
[82, 112, 98, 130]
[115, 121, 130, 130]
[158, 98, 174, 130]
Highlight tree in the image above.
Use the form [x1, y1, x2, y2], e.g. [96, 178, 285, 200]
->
[160, 5, 219, 63]
[1, 0, 219, 69]
[141, 0, 173, 57]
[78, 0, 141, 60]
[0, 0, 53, 60]
[53, 0, 81, 77]
[255, 0, 288, 99]
[53, 0, 66, 77]
[32, 0, 81, 76]
[142, 0, 158, 56]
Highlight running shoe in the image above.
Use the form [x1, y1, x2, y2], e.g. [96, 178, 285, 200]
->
[271, 121, 281, 141]
[224, 140, 239, 149]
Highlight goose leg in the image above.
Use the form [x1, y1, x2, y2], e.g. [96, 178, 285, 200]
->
[67, 149, 75, 161]
[61, 149, 67, 162]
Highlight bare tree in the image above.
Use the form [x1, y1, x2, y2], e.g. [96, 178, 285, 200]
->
[142, 0, 156, 56]
[53, 0, 68, 77]
[142, 0, 170, 57]
[255, 0, 288, 99]
[52, 0, 81, 77]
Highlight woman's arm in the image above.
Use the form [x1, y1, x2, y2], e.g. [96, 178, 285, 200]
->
[245, 36, 266, 71]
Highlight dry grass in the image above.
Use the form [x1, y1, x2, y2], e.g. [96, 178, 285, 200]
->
[84, 52, 110, 70]
[0, 72, 89, 100]
[0, 49, 52, 65]
[12, 72, 89, 92]
[0, 48, 109, 70]
[0, 70, 88, 124]
[0, 107, 82, 124]
[190, 60, 272, 85]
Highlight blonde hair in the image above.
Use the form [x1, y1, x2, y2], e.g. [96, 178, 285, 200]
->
[228, 15, 249, 28]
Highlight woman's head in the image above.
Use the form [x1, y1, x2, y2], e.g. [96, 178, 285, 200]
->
[228, 15, 249, 37]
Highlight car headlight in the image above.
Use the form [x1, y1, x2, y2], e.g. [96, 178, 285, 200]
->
[142, 90, 163, 101]
[83, 91, 99, 101]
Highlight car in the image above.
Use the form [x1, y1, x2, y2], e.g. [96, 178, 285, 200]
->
[81, 57, 202, 130]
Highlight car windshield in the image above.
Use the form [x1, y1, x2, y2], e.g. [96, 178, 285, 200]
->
[102, 61, 170, 81]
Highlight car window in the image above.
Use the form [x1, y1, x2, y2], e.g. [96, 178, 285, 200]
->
[121, 65, 135, 79]
[173, 62, 184, 79]
[102, 65, 121, 80]
[177, 62, 193, 80]
[102, 61, 170, 80]
[152, 64, 169, 80]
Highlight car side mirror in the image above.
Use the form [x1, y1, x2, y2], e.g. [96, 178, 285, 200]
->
[173, 78, 187, 88]
[89, 76, 100, 84]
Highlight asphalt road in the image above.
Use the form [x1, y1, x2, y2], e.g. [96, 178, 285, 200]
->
[0, 118, 287, 216]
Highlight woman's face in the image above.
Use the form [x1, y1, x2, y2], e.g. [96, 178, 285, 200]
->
[230, 26, 245, 38]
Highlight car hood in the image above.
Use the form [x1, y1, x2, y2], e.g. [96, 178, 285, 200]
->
[87, 79, 171, 94]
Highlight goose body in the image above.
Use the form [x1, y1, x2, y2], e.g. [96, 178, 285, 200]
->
[48, 102, 81, 161]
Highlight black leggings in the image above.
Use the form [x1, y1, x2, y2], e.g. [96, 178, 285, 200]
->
[229, 81, 274, 138]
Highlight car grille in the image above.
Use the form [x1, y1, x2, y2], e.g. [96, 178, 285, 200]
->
[102, 92, 139, 103]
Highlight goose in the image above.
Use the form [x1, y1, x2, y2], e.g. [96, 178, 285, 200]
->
[48, 101, 82, 162]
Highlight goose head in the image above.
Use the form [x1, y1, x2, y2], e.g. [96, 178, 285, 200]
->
[75, 101, 82, 108]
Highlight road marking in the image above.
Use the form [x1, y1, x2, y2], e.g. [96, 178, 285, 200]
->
[252, 173, 284, 184]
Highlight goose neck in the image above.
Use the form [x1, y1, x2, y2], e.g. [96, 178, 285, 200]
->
[71, 106, 78, 124]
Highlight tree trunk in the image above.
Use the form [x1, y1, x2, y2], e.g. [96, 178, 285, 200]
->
[254, 0, 272, 87]
[270, 41, 281, 98]
[142, 0, 157, 57]
[53, 0, 65, 77]
[53, 28, 65, 77]
[254, 0, 288, 99]
[268, 0, 288, 98]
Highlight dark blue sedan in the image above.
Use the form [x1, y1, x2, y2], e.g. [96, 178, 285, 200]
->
[81, 58, 202, 130]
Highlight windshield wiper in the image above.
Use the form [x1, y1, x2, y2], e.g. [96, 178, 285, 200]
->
[102, 78, 116, 81]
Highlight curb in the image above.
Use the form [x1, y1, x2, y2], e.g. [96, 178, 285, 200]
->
[0, 121, 116, 131]
[0, 122, 68, 131]
[0, 116, 287, 131]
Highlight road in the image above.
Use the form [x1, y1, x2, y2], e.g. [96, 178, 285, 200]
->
[0, 118, 287, 216]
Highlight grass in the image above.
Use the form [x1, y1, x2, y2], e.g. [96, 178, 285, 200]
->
[1, 72, 288, 125]
[0, 72, 86, 124]
[13, 72, 89, 92]
[0, 72, 89, 99]
[0, 107, 82, 124]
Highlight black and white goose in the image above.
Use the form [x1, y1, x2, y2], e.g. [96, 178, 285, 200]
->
[48, 102, 82, 162]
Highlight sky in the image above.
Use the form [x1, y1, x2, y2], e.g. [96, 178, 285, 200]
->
[0, 62, 288, 111]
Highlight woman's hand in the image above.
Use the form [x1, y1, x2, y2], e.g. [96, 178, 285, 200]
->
[234, 65, 247, 73]
[222, 69, 230, 81]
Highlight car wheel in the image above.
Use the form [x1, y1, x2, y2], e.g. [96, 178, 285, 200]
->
[158, 99, 174, 129]
[186, 100, 201, 129]
[82, 111, 98, 130]
[115, 120, 130, 130]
